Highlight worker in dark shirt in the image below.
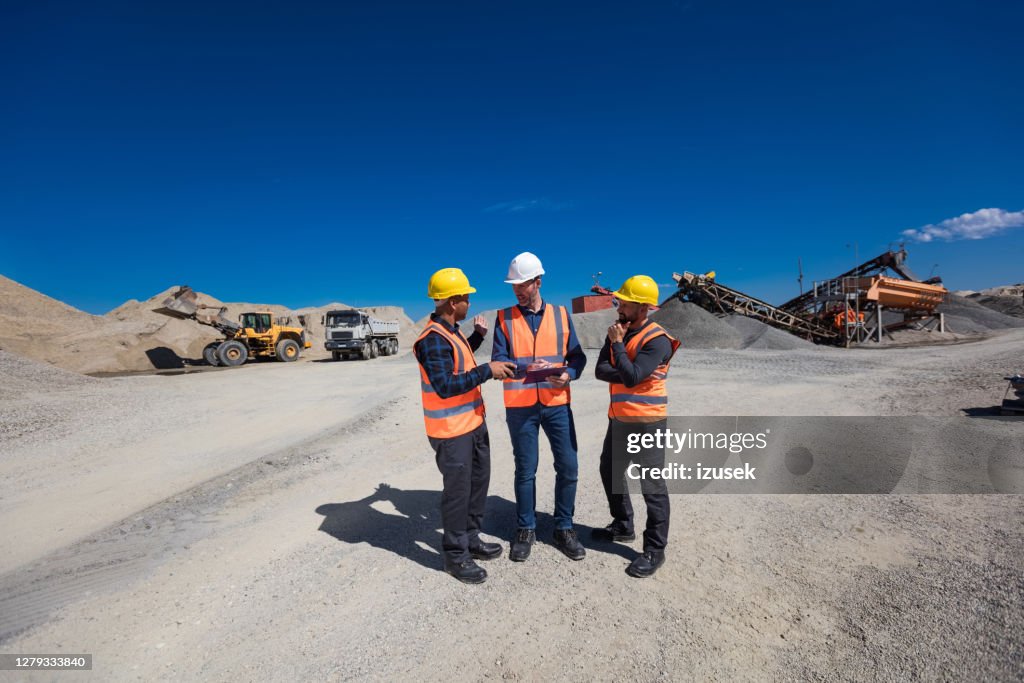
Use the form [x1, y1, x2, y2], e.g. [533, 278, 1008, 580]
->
[414, 267, 515, 584]
[593, 275, 680, 578]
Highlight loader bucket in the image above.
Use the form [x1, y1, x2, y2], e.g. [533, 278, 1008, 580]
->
[153, 286, 199, 320]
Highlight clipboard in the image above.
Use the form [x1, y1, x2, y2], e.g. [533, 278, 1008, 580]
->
[523, 365, 567, 384]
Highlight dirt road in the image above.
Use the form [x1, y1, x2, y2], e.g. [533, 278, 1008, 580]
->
[1, 332, 1021, 680]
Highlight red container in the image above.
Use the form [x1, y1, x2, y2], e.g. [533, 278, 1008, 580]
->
[572, 295, 614, 314]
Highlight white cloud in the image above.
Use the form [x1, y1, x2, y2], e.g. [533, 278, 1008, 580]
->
[902, 208, 1024, 243]
[484, 198, 574, 214]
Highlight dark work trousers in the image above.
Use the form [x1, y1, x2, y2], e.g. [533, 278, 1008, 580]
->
[598, 418, 670, 552]
[429, 422, 491, 566]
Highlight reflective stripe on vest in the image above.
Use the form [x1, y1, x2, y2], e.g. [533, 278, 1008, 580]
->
[497, 304, 571, 408]
[415, 321, 485, 439]
[608, 321, 680, 420]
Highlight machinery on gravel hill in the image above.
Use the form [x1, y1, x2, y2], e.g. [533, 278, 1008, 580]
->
[154, 286, 311, 367]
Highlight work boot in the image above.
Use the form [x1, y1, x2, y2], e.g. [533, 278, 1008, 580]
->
[444, 559, 487, 584]
[469, 540, 503, 561]
[509, 528, 536, 562]
[553, 528, 586, 561]
[591, 520, 636, 543]
[626, 550, 666, 578]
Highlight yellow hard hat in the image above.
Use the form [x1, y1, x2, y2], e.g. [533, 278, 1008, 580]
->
[427, 267, 477, 299]
[613, 275, 659, 306]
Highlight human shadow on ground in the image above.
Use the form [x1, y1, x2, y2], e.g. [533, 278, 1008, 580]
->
[315, 484, 514, 571]
[962, 406, 1013, 417]
[315, 483, 637, 569]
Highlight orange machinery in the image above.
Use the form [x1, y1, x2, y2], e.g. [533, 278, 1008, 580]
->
[843, 276, 947, 311]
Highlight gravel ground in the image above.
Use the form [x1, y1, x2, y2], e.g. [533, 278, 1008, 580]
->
[0, 331, 1022, 681]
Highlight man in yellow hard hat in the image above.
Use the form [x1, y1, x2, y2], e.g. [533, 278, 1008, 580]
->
[593, 275, 680, 578]
[414, 267, 516, 584]
[492, 252, 588, 562]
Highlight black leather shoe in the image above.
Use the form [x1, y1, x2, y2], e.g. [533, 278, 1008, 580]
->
[509, 528, 536, 562]
[591, 521, 636, 543]
[469, 540, 503, 561]
[553, 528, 586, 560]
[444, 559, 487, 584]
[626, 550, 665, 578]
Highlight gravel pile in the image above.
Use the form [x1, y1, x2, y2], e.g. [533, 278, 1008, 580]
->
[938, 294, 1024, 333]
[571, 308, 619, 350]
[723, 315, 814, 350]
[0, 350, 97, 401]
[651, 298, 745, 349]
[0, 350, 101, 443]
[966, 293, 1024, 319]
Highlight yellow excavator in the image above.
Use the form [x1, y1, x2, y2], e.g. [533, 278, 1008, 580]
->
[154, 286, 311, 367]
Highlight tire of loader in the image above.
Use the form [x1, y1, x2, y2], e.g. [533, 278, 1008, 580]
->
[203, 342, 221, 366]
[217, 340, 248, 366]
[276, 338, 300, 362]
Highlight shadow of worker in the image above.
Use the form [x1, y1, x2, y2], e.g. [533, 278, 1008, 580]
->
[315, 484, 518, 572]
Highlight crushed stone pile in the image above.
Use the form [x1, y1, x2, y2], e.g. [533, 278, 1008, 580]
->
[651, 298, 744, 349]
[937, 294, 1024, 334]
[572, 308, 620, 350]
[722, 315, 814, 350]
[965, 292, 1024, 320]
[0, 350, 97, 401]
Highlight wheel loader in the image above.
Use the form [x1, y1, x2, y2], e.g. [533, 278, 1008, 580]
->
[154, 286, 311, 367]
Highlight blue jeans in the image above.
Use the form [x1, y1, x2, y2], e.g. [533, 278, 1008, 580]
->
[505, 403, 579, 530]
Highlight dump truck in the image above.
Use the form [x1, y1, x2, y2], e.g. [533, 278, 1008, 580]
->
[154, 286, 312, 367]
[322, 309, 400, 361]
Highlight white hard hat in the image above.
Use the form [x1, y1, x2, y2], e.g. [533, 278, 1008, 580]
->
[504, 252, 545, 284]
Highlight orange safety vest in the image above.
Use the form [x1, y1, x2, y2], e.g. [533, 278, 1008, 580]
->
[608, 321, 681, 421]
[497, 304, 571, 408]
[415, 320, 485, 439]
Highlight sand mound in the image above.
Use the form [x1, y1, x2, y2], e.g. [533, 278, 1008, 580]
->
[723, 315, 815, 350]
[0, 275, 107, 361]
[0, 275, 103, 329]
[0, 276, 417, 374]
[362, 306, 418, 350]
[651, 298, 744, 349]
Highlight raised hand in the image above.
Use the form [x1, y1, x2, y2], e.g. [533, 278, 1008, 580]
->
[473, 314, 488, 337]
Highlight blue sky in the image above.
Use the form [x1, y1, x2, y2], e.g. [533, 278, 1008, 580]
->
[2, 1, 1022, 320]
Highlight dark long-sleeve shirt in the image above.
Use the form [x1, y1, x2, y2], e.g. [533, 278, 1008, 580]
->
[595, 319, 674, 387]
[414, 313, 493, 399]
[490, 301, 587, 380]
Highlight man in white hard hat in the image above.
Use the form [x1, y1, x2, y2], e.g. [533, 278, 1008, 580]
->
[414, 267, 516, 584]
[492, 252, 588, 562]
